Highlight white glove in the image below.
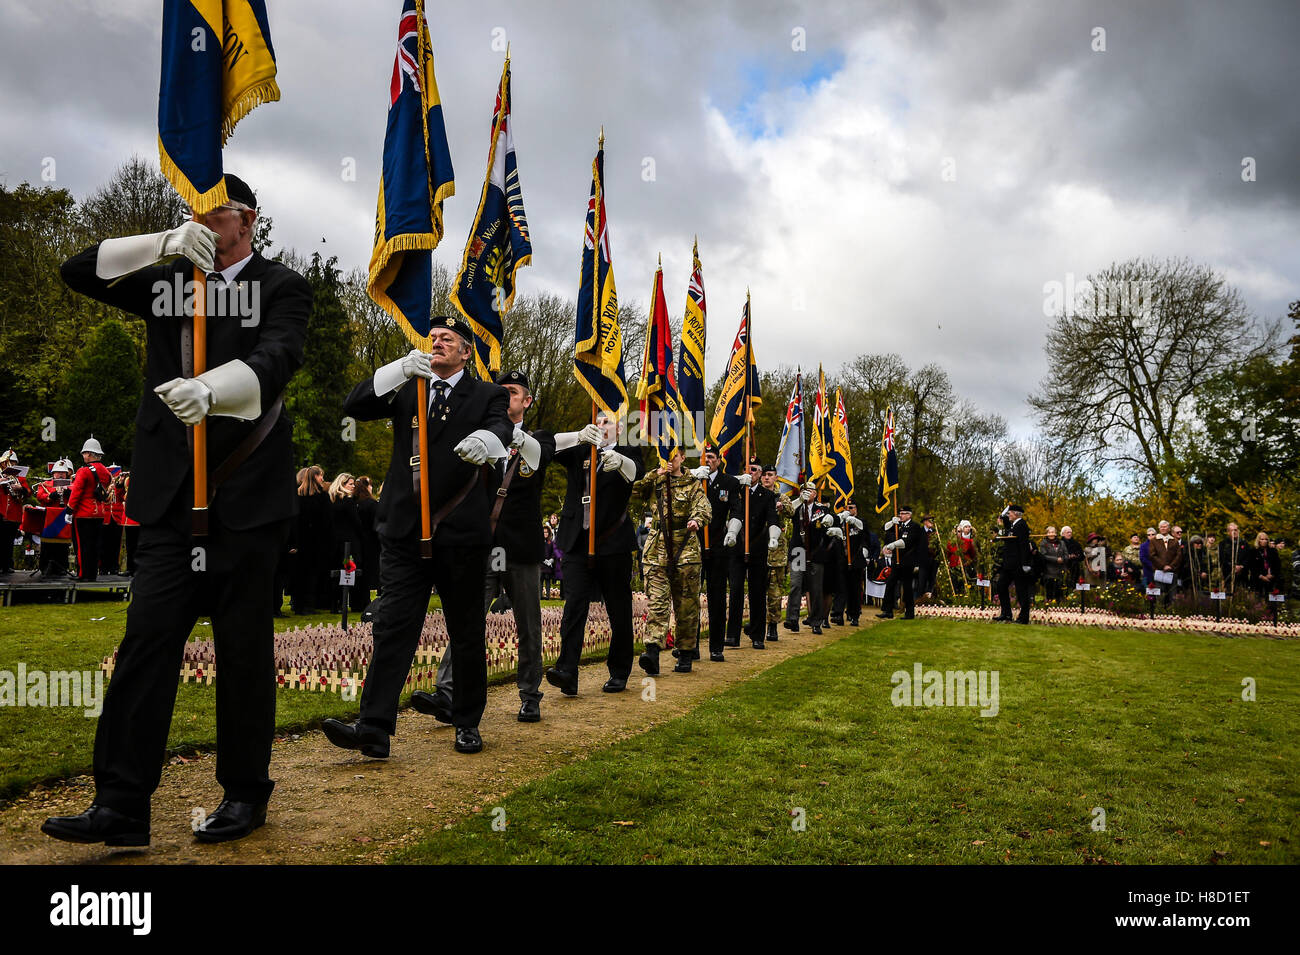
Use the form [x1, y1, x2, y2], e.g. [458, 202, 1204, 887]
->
[553, 424, 603, 452]
[735, 473, 752, 487]
[543, 558, 553, 568]
[800, 489, 814, 502]
[454, 435, 489, 465]
[196, 359, 261, 420]
[154, 377, 213, 426]
[884, 538, 905, 551]
[689, 465, 711, 480]
[819, 514, 835, 528]
[374, 349, 432, 395]
[768, 526, 781, 550]
[95, 222, 219, 280]
[861, 547, 869, 560]
[600, 448, 637, 482]
[827, 527, 844, 540]
[1000, 505, 1011, 518]
[884, 517, 899, 529]
[577, 423, 604, 446]
[723, 517, 742, 548]
[845, 516, 863, 531]
[1021, 565, 1031, 573]
[511, 429, 542, 470]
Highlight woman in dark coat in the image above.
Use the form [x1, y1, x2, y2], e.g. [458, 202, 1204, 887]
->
[289, 466, 332, 614]
[1249, 532, 1282, 598]
[328, 472, 367, 612]
[353, 476, 381, 603]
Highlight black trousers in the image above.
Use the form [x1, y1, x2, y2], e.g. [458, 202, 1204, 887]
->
[882, 564, 916, 616]
[40, 539, 70, 576]
[996, 567, 1033, 622]
[73, 516, 100, 581]
[838, 558, 862, 621]
[361, 534, 488, 732]
[124, 525, 140, 574]
[99, 521, 123, 574]
[93, 504, 287, 818]
[727, 547, 767, 641]
[0, 519, 16, 572]
[556, 551, 634, 680]
[704, 544, 731, 653]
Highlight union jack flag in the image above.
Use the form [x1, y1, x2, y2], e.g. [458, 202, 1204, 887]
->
[875, 406, 899, 513]
[390, 6, 422, 103]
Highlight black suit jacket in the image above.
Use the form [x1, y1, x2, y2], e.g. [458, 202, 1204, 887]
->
[886, 519, 928, 569]
[342, 372, 511, 546]
[729, 483, 780, 547]
[704, 470, 740, 539]
[61, 245, 309, 530]
[554, 443, 645, 557]
[491, 427, 556, 563]
[1000, 517, 1032, 570]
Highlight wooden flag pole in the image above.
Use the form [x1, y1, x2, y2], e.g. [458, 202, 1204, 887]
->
[191, 261, 208, 534]
[417, 376, 432, 558]
[743, 290, 751, 562]
[588, 400, 598, 566]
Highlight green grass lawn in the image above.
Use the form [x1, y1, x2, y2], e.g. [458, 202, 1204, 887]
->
[0, 595, 570, 801]
[394, 619, 1300, 864]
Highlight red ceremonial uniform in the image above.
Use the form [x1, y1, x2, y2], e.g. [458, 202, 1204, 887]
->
[68, 463, 111, 519]
[35, 478, 71, 507]
[1, 475, 29, 522]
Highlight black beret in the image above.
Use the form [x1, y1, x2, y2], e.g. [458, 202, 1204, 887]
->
[430, 315, 474, 344]
[747, 455, 763, 468]
[703, 443, 721, 456]
[1007, 503, 1025, 513]
[898, 504, 914, 513]
[494, 369, 530, 391]
[223, 174, 257, 209]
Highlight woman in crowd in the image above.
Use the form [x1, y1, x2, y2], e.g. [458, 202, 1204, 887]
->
[946, 519, 979, 594]
[354, 476, 381, 603]
[1249, 531, 1281, 598]
[1060, 525, 1084, 583]
[1083, 532, 1110, 585]
[1185, 534, 1212, 599]
[1038, 525, 1068, 602]
[1138, 528, 1156, 588]
[289, 465, 332, 614]
[327, 472, 367, 613]
[541, 524, 558, 598]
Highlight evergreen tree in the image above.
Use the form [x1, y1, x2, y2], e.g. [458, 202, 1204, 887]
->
[56, 317, 143, 464]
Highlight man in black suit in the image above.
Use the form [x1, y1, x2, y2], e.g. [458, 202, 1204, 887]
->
[879, 505, 926, 619]
[416, 369, 556, 724]
[45, 175, 310, 846]
[322, 317, 512, 756]
[688, 444, 738, 661]
[544, 411, 645, 695]
[784, 481, 838, 635]
[993, 503, 1034, 624]
[724, 456, 782, 649]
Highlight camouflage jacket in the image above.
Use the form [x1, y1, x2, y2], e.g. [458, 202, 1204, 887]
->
[632, 471, 711, 566]
[771, 496, 795, 567]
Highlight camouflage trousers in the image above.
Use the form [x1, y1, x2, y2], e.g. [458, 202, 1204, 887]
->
[767, 566, 785, 623]
[645, 562, 702, 652]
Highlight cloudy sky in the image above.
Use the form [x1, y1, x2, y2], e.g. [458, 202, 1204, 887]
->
[2, 0, 1296, 437]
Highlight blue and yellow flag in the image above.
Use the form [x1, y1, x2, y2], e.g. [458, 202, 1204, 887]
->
[875, 406, 899, 513]
[367, 0, 455, 344]
[708, 294, 762, 473]
[158, 0, 280, 214]
[808, 364, 831, 481]
[827, 388, 855, 506]
[676, 238, 707, 450]
[636, 258, 691, 465]
[774, 370, 805, 495]
[574, 136, 627, 418]
[450, 56, 532, 378]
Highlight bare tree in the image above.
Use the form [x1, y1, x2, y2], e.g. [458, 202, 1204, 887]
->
[79, 155, 187, 239]
[1030, 257, 1278, 486]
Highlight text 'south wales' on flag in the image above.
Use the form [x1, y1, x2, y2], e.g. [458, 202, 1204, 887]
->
[876, 406, 900, 513]
[574, 137, 627, 418]
[708, 297, 762, 474]
[774, 370, 805, 495]
[635, 260, 690, 465]
[367, 0, 456, 345]
[808, 364, 831, 481]
[450, 56, 532, 379]
[676, 239, 707, 449]
[828, 387, 855, 506]
[158, 0, 280, 213]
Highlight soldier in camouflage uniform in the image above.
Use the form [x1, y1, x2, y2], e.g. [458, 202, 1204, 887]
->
[632, 448, 711, 674]
[763, 465, 790, 641]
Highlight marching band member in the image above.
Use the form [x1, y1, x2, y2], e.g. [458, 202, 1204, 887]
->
[68, 436, 112, 582]
[0, 449, 30, 575]
[34, 459, 74, 578]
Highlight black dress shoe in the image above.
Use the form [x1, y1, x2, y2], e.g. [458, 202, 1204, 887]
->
[639, 644, 660, 675]
[710, 651, 726, 662]
[811, 624, 822, 634]
[723, 637, 741, 648]
[751, 640, 766, 649]
[42, 804, 149, 847]
[848, 617, 860, 626]
[322, 718, 390, 759]
[410, 690, 453, 723]
[194, 799, 267, 843]
[545, 666, 578, 696]
[782, 620, 799, 633]
[518, 700, 541, 722]
[767, 623, 779, 642]
[602, 677, 627, 693]
[454, 726, 483, 753]
[876, 612, 894, 619]
[903, 612, 915, 619]
[830, 617, 845, 626]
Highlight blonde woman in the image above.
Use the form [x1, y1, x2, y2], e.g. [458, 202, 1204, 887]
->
[328, 473, 364, 612]
[290, 465, 331, 614]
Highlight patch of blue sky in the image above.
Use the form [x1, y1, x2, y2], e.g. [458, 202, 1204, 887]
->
[725, 50, 846, 139]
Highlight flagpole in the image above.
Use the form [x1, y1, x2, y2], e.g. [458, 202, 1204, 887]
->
[587, 128, 604, 569]
[743, 289, 751, 563]
[191, 260, 208, 535]
[417, 376, 433, 557]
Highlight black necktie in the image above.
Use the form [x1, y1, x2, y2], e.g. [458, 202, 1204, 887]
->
[431, 381, 450, 421]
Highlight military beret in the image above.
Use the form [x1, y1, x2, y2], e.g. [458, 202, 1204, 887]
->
[898, 504, 914, 513]
[704, 443, 721, 456]
[430, 315, 474, 344]
[224, 173, 257, 209]
[762, 463, 777, 474]
[748, 455, 763, 469]
[494, 369, 530, 391]
[1007, 503, 1025, 513]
